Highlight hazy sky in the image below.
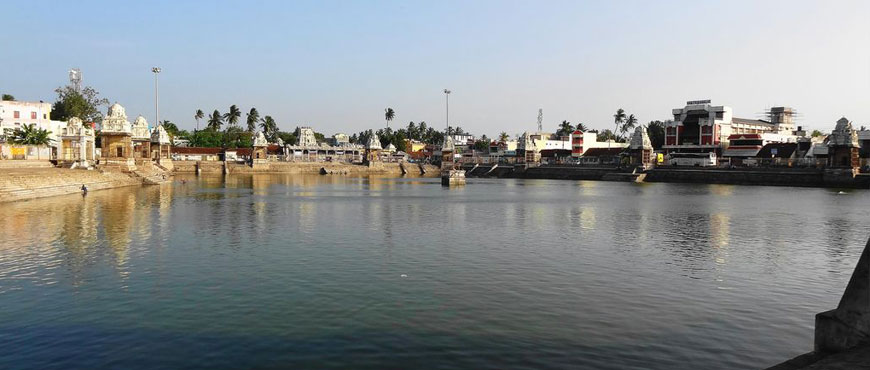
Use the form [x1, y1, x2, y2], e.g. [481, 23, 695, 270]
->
[3, 0, 868, 135]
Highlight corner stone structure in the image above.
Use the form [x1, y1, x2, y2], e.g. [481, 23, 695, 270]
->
[766, 237, 870, 370]
[815, 237, 870, 353]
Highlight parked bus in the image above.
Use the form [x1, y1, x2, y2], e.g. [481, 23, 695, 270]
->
[666, 152, 717, 167]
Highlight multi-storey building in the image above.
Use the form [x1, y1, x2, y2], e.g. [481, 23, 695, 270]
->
[664, 100, 799, 160]
[0, 100, 65, 145]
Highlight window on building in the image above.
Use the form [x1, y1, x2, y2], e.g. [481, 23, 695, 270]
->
[31, 112, 37, 119]
[43, 114, 47, 119]
[13, 111, 19, 119]
[715, 112, 724, 119]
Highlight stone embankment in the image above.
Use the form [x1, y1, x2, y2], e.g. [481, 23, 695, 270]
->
[0, 168, 142, 202]
[172, 160, 439, 176]
[463, 164, 870, 188]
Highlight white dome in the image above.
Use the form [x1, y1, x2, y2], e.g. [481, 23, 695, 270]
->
[107, 102, 126, 118]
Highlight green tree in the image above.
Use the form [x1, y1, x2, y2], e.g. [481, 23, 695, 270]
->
[8, 124, 52, 145]
[473, 135, 491, 152]
[1, 94, 14, 101]
[556, 120, 575, 137]
[207, 110, 223, 130]
[246, 107, 260, 132]
[50, 85, 109, 123]
[224, 105, 241, 127]
[277, 131, 297, 145]
[620, 114, 638, 140]
[613, 108, 626, 142]
[811, 130, 824, 138]
[190, 128, 223, 147]
[498, 132, 509, 142]
[194, 109, 204, 131]
[384, 107, 395, 128]
[406, 121, 418, 140]
[598, 129, 618, 142]
[575, 122, 588, 132]
[259, 115, 278, 142]
[161, 120, 180, 139]
[647, 120, 666, 149]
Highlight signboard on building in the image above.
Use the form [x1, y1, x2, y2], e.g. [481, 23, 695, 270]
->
[686, 99, 711, 105]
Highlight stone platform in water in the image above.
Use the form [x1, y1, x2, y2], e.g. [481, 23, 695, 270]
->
[441, 169, 465, 186]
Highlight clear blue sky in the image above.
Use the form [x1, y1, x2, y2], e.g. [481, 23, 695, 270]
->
[3, 0, 868, 136]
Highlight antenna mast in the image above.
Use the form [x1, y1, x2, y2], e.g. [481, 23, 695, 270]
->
[69, 68, 82, 93]
[537, 109, 543, 132]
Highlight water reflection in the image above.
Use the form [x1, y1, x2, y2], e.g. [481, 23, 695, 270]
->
[1, 176, 869, 370]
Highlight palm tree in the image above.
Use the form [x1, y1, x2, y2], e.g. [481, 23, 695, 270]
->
[406, 121, 417, 140]
[575, 122, 588, 132]
[246, 107, 260, 132]
[557, 120, 575, 137]
[259, 115, 278, 142]
[498, 132, 509, 142]
[621, 114, 638, 139]
[613, 108, 626, 142]
[9, 124, 52, 145]
[384, 108, 395, 128]
[194, 109, 204, 131]
[207, 110, 223, 131]
[224, 105, 241, 127]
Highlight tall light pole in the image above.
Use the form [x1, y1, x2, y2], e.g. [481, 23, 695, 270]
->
[443, 89, 451, 134]
[152, 67, 161, 126]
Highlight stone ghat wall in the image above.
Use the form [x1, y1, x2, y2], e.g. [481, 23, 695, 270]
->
[0, 168, 141, 203]
[518, 166, 624, 180]
[645, 168, 870, 188]
[465, 164, 870, 188]
[172, 161, 439, 177]
[0, 160, 55, 169]
[464, 165, 625, 180]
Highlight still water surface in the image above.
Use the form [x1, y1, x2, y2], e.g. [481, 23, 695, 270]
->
[1, 174, 868, 369]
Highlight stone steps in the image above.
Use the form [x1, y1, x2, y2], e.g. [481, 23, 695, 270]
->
[0, 168, 141, 202]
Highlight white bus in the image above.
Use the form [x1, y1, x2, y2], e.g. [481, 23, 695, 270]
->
[667, 152, 717, 167]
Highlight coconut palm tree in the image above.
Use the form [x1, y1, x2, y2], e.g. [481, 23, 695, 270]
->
[224, 105, 241, 127]
[260, 115, 278, 142]
[498, 132, 509, 142]
[575, 122, 588, 132]
[194, 109, 204, 131]
[384, 108, 395, 128]
[246, 107, 260, 132]
[9, 124, 52, 145]
[207, 110, 223, 131]
[621, 114, 638, 139]
[557, 120, 575, 137]
[613, 108, 626, 141]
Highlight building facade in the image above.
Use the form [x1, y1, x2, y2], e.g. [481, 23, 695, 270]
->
[664, 100, 799, 160]
[100, 102, 135, 170]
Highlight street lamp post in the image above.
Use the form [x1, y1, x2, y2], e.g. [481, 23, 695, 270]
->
[152, 67, 161, 126]
[443, 89, 451, 134]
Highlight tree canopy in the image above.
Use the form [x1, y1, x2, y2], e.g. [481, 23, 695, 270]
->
[556, 120, 575, 137]
[8, 124, 52, 145]
[50, 85, 109, 123]
[646, 120, 666, 149]
[246, 108, 260, 132]
[207, 110, 223, 131]
[224, 105, 241, 126]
